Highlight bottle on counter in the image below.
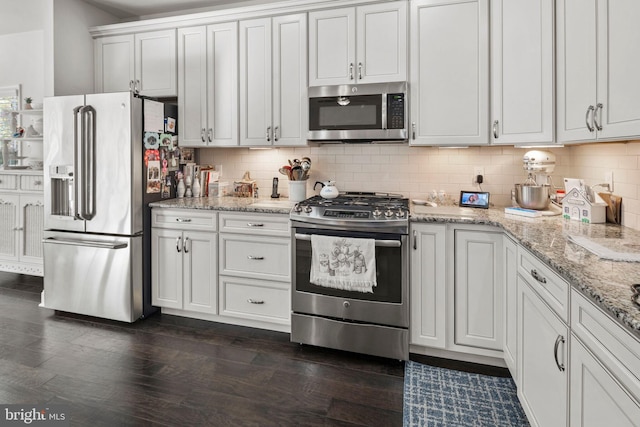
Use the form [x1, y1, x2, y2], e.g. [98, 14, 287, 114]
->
[177, 178, 186, 198]
[193, 176, 201, 198]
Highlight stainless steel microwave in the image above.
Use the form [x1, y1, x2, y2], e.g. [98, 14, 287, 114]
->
[308, 82, 408, 142]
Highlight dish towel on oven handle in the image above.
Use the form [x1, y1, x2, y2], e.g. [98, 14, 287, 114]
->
[309, 235, 377, 293]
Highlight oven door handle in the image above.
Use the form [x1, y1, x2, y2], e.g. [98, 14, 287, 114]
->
[294, 234, 401, 248]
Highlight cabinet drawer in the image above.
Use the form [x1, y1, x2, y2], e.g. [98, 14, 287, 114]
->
[517, 246, 569, 322]
[219, 212, 289, 237]
[219, 275, 290, 324]
[219, 234, 290, 282]
[0, 175, 17, 190]
[20, 175, 45, 191]
[571, 289, 640, 401]
[151, 208, 217, 231]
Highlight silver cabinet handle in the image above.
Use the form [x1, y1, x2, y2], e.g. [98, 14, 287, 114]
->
[413, 230, 417, 250]
[266, 126, 271, 142]
[43, 237, 127, 250]
[247, 299, 264, 304]
[247, 223, 264, 227]
[553, 335, 566, 372]
[530, 269, 547, 284]
[358, 62, 363, 80]
[412, 122, 416, 140]
[13, 227, 24, 231]
[207, 128, 213, 143]
[247, 255, 264, 260]
[594, 103, 603, 131]
[493, 120, 499, 139]
[34, 180, 42, 185]
[183, 237, 190, 253]
[585, 105, 595, 132]
[349, 63, 354, 80]
[274, 126, 279, 142]
[176, 236, 182, 253]
[201, 128, 206, 143]
[176, 218, 192, 223]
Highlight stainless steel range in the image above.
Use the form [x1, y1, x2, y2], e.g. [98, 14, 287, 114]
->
[290, 192, 410, 360]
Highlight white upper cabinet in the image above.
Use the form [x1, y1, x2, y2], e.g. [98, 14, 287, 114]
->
[490, 0, 554, 145]
[95, 35, 134, 93]
[309, 2, 407, 86]
[95, 30, 177, 97]
[557, 0, 640, 142]
[410, 0, 489, 146]
[178, 23, 238, 147]
[240, 14, 307, 147]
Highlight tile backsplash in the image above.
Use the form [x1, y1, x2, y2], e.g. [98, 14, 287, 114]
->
[198, 140, 640, 231]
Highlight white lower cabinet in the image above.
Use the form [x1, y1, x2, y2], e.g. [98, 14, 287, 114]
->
[502, 235, 518, 382]
[218, 212, 291, 329]
[151, 209, 217, 314]
[517, 275, 569, 427]
[410, 223, 446, 348]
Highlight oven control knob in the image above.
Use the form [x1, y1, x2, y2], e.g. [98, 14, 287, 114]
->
[293, 204, 302, 213]
[343, 301, 350, 308]
[384, 209, 394, 218]
[304, 205, 313, 214]
[396, 209, 406, 218]
[372, 208, 382, 217]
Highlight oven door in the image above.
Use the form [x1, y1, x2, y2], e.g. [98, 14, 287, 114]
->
[292, 228, 409, 328]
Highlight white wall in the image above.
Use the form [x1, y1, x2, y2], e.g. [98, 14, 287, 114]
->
[0, 30, 45, 105]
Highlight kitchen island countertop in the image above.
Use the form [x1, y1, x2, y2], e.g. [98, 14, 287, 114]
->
[150, 197, 640, 338]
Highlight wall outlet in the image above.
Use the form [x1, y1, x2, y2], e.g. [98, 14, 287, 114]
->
[473, 167, 484, 184]
[604, 171, 613, 192]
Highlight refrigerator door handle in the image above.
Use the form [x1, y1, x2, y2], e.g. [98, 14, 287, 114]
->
[78, 105, 96, 221]
[73, 105, 83, 220]
[43, 237, 128, 250]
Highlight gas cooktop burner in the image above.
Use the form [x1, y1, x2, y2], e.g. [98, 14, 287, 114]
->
[290, 192, 410, 233]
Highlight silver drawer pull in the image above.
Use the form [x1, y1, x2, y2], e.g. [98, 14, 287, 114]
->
[247, 223, 264, 227]
[34, 180, 42, 185]
[13, 227, 24, 231]
[247, 299, 264, 304]
[530, 269, 547, 284]
[176, 218, 192, 223]
[247, 255, 264, 260]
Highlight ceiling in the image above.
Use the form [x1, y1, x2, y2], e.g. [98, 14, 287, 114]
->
[82, 0, 262, 19]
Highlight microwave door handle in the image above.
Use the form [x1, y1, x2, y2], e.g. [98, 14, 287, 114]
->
[382, 94, 387, 130]
[73, 105, 84, 220]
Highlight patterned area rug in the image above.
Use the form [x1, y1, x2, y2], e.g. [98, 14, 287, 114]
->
[403, 361, 529, 426]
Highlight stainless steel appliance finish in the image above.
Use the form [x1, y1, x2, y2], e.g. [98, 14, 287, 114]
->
[290, 193, 410, 360]
[308, 82, 408, 142]
[43, 92, 149, 322]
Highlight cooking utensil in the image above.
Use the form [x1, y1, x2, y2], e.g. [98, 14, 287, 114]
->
[291, 166, 304, 181]
[514, 184, 550, 210]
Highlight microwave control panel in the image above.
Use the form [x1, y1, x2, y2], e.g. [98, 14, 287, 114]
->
[387, 94, 405, 129]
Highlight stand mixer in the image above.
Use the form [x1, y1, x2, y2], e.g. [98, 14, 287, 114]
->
[513, 150, 561, 214]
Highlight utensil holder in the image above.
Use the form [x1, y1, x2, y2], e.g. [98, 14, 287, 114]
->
[288, 180, 307, 202]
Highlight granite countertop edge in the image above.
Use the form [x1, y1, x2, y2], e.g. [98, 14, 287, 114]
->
[151, 197, 640, 338]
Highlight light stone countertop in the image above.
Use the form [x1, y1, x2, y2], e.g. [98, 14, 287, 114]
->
[150, 196, 640, 338]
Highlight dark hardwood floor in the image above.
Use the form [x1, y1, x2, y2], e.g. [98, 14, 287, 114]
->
[0, 272, 405, 426]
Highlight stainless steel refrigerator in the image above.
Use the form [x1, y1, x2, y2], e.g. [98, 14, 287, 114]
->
[42, 91, 175, 322]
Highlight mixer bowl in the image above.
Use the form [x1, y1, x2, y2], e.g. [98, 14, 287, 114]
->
[514, 184, 551, 210]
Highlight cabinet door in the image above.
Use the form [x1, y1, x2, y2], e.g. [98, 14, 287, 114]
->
[135, 29, 177, 97]
[454, 229, 503, 351]
[183, 230, 217, 315]
[240, 18, 272, 146]
[503, 235, 518, 382]
[491, 0, 554, 144]
[308, 8, 356, 86]
[0, 193, 19, 261]
[272, 14, 308, 147]
[356, 2, 407, 84]
[410, 0, 489, 146]
[595, 0, 640, 140]
[518, 276, 568, 427]
[556, 0, 598, 142]
[178, 26, 208, 147]
[410, 224, 446, 348]
[570, 336, 640, 426]
[207, 22, 239, 147]
[95, 35, 134, 93]
[151, 228, 183, 309]
[19, 195, 43, 264]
